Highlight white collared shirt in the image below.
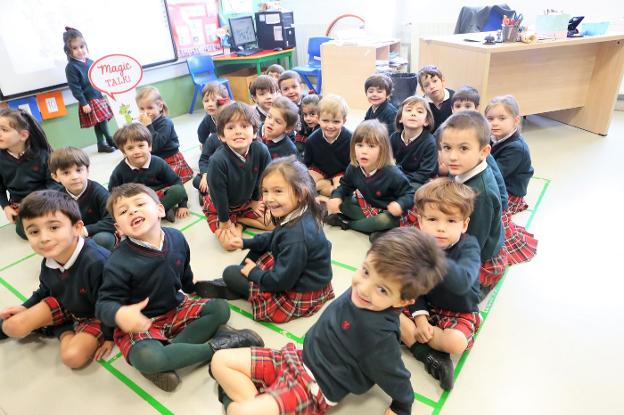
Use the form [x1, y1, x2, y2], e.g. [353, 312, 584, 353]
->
[322, 131, 339, 145]
[125, 155, 151, 170]
[45, 237, 85, 272]
[280, 206, 307, 226]
[424, 88, 451, 107]
[227, 145, 249, 162]
[66, 184, 88, 200]
[491, 128, 517, 146]
[129, 230, 165, 251]
[256, 106, 268, 118]
[6, 150, 24, 159]
[401, 129, 422, 145]
[454, 158, 488, 184]
[360, 166, 378, 177]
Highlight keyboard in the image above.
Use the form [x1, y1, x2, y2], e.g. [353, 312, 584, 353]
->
[236, 48, 262, 56]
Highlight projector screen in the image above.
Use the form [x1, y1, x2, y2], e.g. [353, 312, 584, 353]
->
[0, 0, 177, 100]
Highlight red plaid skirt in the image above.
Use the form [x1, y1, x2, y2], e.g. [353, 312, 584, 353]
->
[78, 98, 113, 128]
[251, 343, 331, 415]
[308, 167, 344, 181]
[354, 190, 417, 227]
[428, 305, 481, 350]
[507, 194, 529, 215]
[480, 248, 508, 287]
[294, 132, 307, 143]
[503, 211, 538, 265]
[249, 253, 335, 323]
[42, 297, 104, 341]
[113, 296, 208, 362]
[163, 151, 193, 183]
[202, 194, 262, 233]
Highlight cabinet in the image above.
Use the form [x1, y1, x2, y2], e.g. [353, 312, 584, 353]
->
[222, 69, 258, 104]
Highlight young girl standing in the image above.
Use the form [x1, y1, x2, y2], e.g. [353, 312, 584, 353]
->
[326, 120, 416, 241]
[136, 86, 194, 183]
[63, 27, 116, 153]
[0, 109, 56, 239]
[196, 157, 334, 323]
[391, 96, 438, 189]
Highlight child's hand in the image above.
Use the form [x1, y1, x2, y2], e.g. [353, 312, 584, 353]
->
[82, 104, 92, 113]
[240, 258, 256, 277]
[176, 207, 189, 219]
[0, 305, 26, 320]
[414, 315, 434, 343]
[330, 176, 342, 189]
[3, 205, 18, 223]
[199, 174, 209, 193]
[138, 113, 152, 126]
[115, 298, 151, 333]
[93, 340, 114, 361]
[387, 201, 403, 217]
[225, 236, 244, 251]
[326, 198, 342, 214]
[438, 157, 449, 176]
[384, 409, 398, 415]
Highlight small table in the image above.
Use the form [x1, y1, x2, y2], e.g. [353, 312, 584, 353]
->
[213, 48, 295, 76]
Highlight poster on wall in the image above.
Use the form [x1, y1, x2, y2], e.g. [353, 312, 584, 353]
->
[7, 96, 42, 122]
[167, 0, 223, 58]
[221, 0, 253, 14]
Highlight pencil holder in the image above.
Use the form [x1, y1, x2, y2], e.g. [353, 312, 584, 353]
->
[501, 25, 518, 42]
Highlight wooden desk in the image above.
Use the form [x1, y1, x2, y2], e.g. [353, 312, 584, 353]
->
[212, 48, 295, 76]
[419, 33, 624, 135]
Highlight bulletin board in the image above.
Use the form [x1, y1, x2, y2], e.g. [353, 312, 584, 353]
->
[167, 0, 223, 58]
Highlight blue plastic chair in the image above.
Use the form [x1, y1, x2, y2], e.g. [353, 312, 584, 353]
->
[186, 55, 234, 114]
[292, 36, 333, 94]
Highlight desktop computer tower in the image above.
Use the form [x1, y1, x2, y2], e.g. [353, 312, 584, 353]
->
[255, 11, 296, 50]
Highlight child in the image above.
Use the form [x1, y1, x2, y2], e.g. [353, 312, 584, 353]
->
[0, 109, 57, 240]
[304, 94, 352, 197]
[0, 190, 113, 369]
[108, 123, 189, 222]
[364, 73, 398, 136]
[204, 102, 273, 250]
[259, 96, 299, 159]
[249, 75, 279, 123]
[451, 86, 480, 112]
[417, 65, 454, 133]
[400, 178, 481, 390]
[62, 27, 115, 153]
[390, 96, 438, 189]
[485, 95, 534, 214]
[198, 82, 230, 146]
[210, 227, 446, 415]
[437, 111, 508, 297]
[136, 86, 194, 183]
[96, 183, 263, 391]
[326, 120, 415, 241]
[294, 94, 321, 155]
[196, 157, 334, 323]
[49, 147, 116, 251]
[266, 64, 285, 81]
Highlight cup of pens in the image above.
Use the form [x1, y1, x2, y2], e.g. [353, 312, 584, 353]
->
[501, 13, 523, 42]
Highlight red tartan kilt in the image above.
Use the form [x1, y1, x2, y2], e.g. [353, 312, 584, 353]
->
[163, 152, 193, 183]
[428, 305, 481, 350]
[42, 296, 104, 340]
[507, 194, 529, 214]
[294, 132, 306, 143]
[480, 248, 508, 287]
[78, 98, 113, 128]
[201, 194, 261, 233]
[308, 167, 343, 181]
[502, 211, 538, 265]
[354, 190, 417, 227]
[249, 253, 335, 323]
[113, 296, 208, 361]
[251, 343, 331, 414]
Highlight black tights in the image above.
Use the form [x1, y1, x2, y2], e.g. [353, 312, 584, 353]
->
[93, 121, 112, 145]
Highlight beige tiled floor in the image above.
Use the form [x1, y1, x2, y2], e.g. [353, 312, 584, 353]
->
[1, 108, 623, 415]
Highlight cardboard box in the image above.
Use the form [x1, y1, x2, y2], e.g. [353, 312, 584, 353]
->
[222, 69, 258, 104]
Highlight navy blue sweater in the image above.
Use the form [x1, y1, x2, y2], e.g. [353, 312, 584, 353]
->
[198, 133, 223, 174]
[486, 154, 508, 211]
[73, 180, 115, 236]
[332, 165, 415, 212]
[390, 129, 438, 188]
[207, 141, 271, 223]
[0, 150, 57, 208]
[303, 289, 413, 415]
[108, 155, 182, 192]
[304, 127, 352, 177]
[491, 130, 534, 197]
[365, 100, 398, 136]
[244, 212, 332, 292]
[96, 227, 195, 326]
[65, 58, 104, 106]
[148, 116, 180, 159]
[430, 89, 454, 132]
[197, 114, 217, 145]
[411, 234, 481, 314]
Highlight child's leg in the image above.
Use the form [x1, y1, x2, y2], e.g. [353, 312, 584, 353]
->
[161, 184, 187, 211]
[211, 348, 258, 401]
[427, 327, 469, 355]
[171, 299, 230, 344]
[1, 301, 54, 337]
[95, 121, 115, 146]
[227, 394, 280, 415]
[222, 265, 251, 298]
[309, 169, 332, 197]
[58, 331, 99, 369]
[340, 198, 400, 233]
[399, 312, 418, 347]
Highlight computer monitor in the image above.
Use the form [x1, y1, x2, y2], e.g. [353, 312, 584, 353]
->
[229, 16, 257, 50]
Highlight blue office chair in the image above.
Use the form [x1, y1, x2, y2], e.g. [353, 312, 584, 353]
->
[292, 36, 333, 94]
[186, 55, 234, 114]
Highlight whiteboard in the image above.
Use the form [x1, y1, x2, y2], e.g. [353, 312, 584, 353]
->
[0, 0, 176, 99]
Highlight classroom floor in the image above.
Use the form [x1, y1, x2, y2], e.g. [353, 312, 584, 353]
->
[1, 107, 623, 415]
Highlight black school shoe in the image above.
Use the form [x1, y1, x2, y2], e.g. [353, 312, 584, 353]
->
[140, 370, 180, 392]
[368, 231, 386, 243]
[195, 279, 241, 300]
[165, 208, 176, 223]
[422, 350, 455, 390]
[208, 325, 264, 352]
[323, 213, 350, 230]
[105, 137, 118, 149]
[97, 143, 115, 153]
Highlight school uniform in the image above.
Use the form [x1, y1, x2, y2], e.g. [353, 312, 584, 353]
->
[259, 123, 298, 160]
[255, 106, 268, 123]
[426, 88, 454, 132]
[390, 129, 438, 188]
[486, 154, 508, 211]
[365, 100, 398, 136]
[147, 115, 193, 183]
[23, 238, 112, 341]
[68, 180, 116, 245]
[0, 150, 57, 208]
[304, 127, 351, 178]
[203, 140, 271, 232]
[197, 113, 217, 145]
[96, 227, 208, 361]
[65, 58, 113, 127]
[192, 133, 222, 190]
[407, 234, 481, 349]
[294, 124, 319, 152]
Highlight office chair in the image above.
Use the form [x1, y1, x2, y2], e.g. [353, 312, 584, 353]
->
[292, 36, 333, 94]
[186, 55, 234, 114]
